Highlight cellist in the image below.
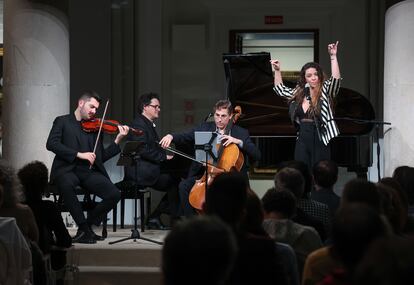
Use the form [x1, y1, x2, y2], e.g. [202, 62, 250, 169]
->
[159, 100, 261, 217]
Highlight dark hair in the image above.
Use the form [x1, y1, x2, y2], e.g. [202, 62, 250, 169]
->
[313, 160, 338, 188]
[204, 172, 248, 227]
[213, 100, 232, 115]
[355, 237, 414, 285]
[376, 182, 406, 234]
[290, 62, 327, 115]
[274, 167, 305, 199]
[392, 166, 414, 205]
[330, 203, 387, 272]
[278, 160, 312, 195]
[162, 216, 237, 285]
[0, 159, 24, 207]
[138, 92, 160, 113]
[17, 160, 49, 202]
[79, 90, 102, 103]
[341, 178, 381, 213]
[262, 188, 297, 219]
[241, 189, 267, 236]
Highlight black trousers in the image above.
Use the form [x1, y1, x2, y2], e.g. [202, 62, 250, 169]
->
[148, 173, 180, 218]
[54, 166, 121, 227]
[295, 122, 330, 171]
[178, 176, 198, 217]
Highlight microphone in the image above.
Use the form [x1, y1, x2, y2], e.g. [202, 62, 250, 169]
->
[304, 83, 311, 101]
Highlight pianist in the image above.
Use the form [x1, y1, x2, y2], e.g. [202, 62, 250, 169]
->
[271, 41, 342, 170]
[124, 93, 179, 230]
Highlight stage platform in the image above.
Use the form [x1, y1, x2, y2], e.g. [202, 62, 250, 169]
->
[64, 227, 168, 285]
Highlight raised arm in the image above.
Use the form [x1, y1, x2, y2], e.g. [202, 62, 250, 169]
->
[270, 59, 283, 86]
[328, 41, 341, 79]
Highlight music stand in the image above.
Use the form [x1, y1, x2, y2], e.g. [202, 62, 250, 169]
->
[194, 131, 218, 199]
[109, 141, 163, 245]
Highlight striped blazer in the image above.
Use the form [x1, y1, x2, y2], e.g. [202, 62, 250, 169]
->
[273, 77, 341, 146]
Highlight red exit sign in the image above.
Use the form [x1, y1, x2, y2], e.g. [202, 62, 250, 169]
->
[265, 15, 283, 25]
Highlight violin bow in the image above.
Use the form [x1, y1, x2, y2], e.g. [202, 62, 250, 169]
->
[90, 99, 110, 168]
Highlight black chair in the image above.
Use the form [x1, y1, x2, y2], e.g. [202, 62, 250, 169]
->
[114, 180, 151, 232]
[47, 184, 108, 237]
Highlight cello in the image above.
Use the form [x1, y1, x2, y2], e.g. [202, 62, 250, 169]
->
[188, 106, 244, 211]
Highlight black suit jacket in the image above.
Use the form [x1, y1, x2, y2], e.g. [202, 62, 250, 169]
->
[123, 114, 167, 186]
[46, 113, 121, 182]
[172, 121, 261, 178]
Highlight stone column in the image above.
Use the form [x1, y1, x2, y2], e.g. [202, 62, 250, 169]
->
[3, 0, 69, 170]
[383, 0, 414, 176]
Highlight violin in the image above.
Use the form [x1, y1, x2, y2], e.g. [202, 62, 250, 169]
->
[81, 118, 144, 136]
[189, 106, 244, 211]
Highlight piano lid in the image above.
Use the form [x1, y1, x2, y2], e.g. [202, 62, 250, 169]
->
[223, 52, 376, 137]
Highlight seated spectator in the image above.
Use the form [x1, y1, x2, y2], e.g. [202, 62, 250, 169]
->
[392, 166, 414, 216]
[379, 177, 414, 234]
[262, 188, 322, 278]
[376, 182, 406, 235]
[279, 160, 331, 236]
[0, 185, 32, 285]
[162, 215, 237, 285]
[204, 172, 288, 285]
[355, 237, 414, 285]
[0, 159, 39, 243]
[318, 204, 388, 285]
[242, 188, 300, 285]
[302, 179, 391, 285]
[311, 160, 340, 216]
[274, 166, 327, 241]
[18, 161, 72, 277]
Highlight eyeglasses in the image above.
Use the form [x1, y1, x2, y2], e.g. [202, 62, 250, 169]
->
[147, 104, 161, 110]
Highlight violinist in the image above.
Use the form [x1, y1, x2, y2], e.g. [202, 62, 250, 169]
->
[46, 91, 129, 244]
[159, 100, 261, 217]
[123, 92, 179, 230]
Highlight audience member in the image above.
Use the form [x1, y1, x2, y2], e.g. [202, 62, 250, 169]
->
[0, 159, 46, 285]
[279, 161, 331, 236]
[311, 160, 340, 216]
[162, 215, 237, 285]
[379, 177, 414, 234]
[204, 172, 288, 285]
[355, 237, 414, 285]
[242, 188, 300, 285]
[320, 204, 388, 285]
[0, 159, 39, 242]
[274, 166, 327, 241]
[392, 166, 414, 216]
[262, 188, 322, 279]
[18, 160, 72, 276]
[376, 182, 406, 235]
[0, 186, 31, 284]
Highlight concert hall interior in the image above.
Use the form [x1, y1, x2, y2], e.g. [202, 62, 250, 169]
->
[1, 0, 414, 285]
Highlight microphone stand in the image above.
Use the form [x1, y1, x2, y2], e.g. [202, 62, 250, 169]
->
[333, 117, 391, 181]
[305, 91, 322, 142]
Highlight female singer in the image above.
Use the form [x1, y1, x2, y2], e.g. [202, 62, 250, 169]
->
[271, 41, 341, 170]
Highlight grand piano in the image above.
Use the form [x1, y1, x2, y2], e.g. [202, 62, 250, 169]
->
[223, 52, 375, 178]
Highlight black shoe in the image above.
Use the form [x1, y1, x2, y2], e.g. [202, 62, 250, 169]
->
[146, 217, 170, 230]
[91, 231, 105, 241]
[72, 229, 96, 244]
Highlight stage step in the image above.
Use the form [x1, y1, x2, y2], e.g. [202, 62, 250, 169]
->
[63, 228, 167, 284]
[73, 266, 161, 285]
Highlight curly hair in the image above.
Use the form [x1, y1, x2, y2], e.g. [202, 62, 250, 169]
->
[0, 159, 24, 208]
[17, 160, 49, 202]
